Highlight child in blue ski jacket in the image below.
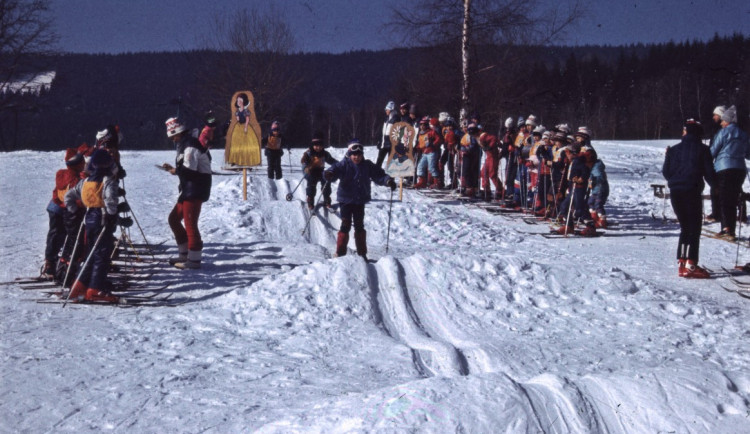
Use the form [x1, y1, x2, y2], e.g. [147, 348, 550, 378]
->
[324, 139, 396, 260]
[585, 148, 610, 228]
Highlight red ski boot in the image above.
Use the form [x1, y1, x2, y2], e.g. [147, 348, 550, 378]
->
[683, 260, 710, 279]
[678, 259, 687, 277]
[334, 231, 349, 257]
[354, 230, 368, 261]
[85, 288, 120, 303]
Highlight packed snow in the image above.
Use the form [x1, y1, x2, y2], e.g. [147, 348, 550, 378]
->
[1, 141, 749, 433]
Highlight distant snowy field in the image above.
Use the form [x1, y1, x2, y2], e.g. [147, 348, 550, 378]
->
[1, 140, 749, 433]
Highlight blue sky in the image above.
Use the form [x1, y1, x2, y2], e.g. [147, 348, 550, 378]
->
[50, 0, 749, 53]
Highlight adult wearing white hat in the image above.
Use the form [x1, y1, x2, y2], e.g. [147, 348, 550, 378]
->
[705, 105, 728, 222]
[709, 106, 750, 241]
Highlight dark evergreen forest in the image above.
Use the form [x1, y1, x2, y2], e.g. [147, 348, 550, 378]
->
[0, 34, 747, 152]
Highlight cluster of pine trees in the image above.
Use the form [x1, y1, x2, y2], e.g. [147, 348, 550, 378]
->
[0, 34, 746, 152]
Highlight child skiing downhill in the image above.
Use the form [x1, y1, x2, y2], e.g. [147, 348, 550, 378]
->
[301, 132, 338, 209]
[63, 149, 125, 302]
[324, 139, 397, 260]
[161, 117, 212, 270]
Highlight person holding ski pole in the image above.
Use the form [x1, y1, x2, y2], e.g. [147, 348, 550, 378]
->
[301, 131, 338, 210]
[64, 149, 130, 302]
[161, 117, 212, 269]
[662, 119, 716, 278]
[41, 148, 86, 280]
[324, 139, 397, 260]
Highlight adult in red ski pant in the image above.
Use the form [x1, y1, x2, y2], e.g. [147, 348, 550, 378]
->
[168, 200, 203, 252]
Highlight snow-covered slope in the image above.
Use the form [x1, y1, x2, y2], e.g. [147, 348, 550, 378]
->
[1, 142, 748, 433]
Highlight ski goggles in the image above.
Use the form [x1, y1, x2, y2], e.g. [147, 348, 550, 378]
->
[348, 143, 363, 153]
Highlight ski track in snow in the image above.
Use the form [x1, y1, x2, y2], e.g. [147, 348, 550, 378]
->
[1, 143, 749, 432]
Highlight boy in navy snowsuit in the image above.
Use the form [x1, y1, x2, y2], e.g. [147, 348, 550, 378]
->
[301, 132, 338, 209]
[324, 139, 396, 260]
[64, 149, 125, 302]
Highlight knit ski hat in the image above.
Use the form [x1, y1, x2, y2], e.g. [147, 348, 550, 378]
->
[532, 125, 546, 136]
[438, 112, 450, 123]
[552, 132, 567, 142]
[555, 123, 571, 134]
[525, 115, 538, 126]
[683, 118, 704, 138]
[90, 149, 113, 169]
[713, 105, 727, 117]
[504, 117, 514, 129]
[574, 126, 592, 138]
[347, 139, 363, 155]
[65, 148, 84, 166]
[400, 102, 409, 110]
[311, 131, 324, 144]
[165, 117, 186, 137]
[271, 120, 280, 131]
[385, 101, 395, 111]
[721, 105, 737, 123]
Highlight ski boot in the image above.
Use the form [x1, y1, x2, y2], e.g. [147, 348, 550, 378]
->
[334, 231, 349, 257]
[174, 250, 202, 270]
[85, 288, 119, 303]
[579, 224, 597, 237]
[683, 260, 709, 278]
[678, 259, 687, 277]
[354, 230, 368, 261]
[413, 177, 427, 189]
[306, 196, 315, 210]
[168, 242, 189, 265]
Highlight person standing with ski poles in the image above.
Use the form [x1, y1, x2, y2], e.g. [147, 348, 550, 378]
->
[42, 148, 86, 280]
[63, 149, 129, 303]
[324, 139, 397, 260]
[662, 119, 716, 278]
[301, 131, 338, 210]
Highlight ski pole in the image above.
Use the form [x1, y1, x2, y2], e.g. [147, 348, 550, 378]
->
[60, 212, 86, 291]
[386, 187, 394, 254]
[286, 177, 305, 201]
[121, 197, 154, 259]
[301, 180, 330, 236]
[562, 162, 575, 236]
[63, 220, 108, 307]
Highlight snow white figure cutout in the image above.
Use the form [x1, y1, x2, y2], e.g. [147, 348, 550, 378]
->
[224, 90, 261, 168]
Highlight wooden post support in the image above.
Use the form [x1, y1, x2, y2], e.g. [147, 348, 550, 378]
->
[243, 168, 248, 201]
[399, 177, 404, 202]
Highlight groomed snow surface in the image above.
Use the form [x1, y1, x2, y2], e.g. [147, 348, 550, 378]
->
[1, 141, 749, 433]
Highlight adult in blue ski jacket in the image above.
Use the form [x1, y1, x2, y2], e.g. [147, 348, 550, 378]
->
[709, 106, 749, 239]
[324, 139, 396, 259]
[662, 119, 716, 278]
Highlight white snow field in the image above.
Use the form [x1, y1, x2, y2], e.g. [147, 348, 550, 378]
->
[1, 141, 749, 433]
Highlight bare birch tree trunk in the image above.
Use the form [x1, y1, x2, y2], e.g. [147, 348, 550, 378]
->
[461, 0, 472, 123]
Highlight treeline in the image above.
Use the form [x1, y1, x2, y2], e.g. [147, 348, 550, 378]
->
[0, 34, 747, 152]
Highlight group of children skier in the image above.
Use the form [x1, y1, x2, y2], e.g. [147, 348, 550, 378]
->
[378, 101, 611, 236]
